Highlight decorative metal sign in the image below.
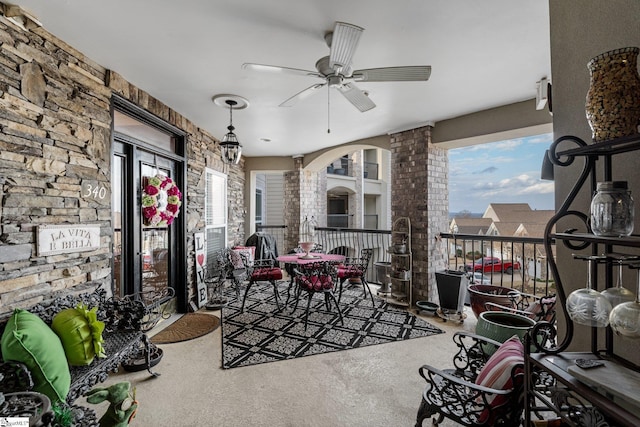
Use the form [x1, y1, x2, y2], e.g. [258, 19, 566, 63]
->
[37, 224, 101, 256]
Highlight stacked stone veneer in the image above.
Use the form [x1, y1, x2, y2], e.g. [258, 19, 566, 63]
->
[0, 17, 243, 316]
[390, 125, 448, 303]
[283, 156, 327, 251]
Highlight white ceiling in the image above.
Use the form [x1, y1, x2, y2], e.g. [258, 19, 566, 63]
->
[14, 0, 550, 158]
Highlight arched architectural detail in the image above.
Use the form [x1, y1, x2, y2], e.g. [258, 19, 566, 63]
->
[304, 140, 388, 172]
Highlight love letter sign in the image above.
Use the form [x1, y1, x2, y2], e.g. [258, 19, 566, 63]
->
[194, 232, 207, 308]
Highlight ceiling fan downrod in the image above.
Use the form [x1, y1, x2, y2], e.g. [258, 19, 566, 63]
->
[327, 83, 331, 134]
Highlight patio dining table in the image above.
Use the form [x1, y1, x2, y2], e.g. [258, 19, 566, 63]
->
[276, 253, 346, 307]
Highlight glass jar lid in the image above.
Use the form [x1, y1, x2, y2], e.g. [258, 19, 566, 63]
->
[596, 181, 629, 191]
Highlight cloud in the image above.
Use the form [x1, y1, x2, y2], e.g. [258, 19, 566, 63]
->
[469, 173, 554, 198]
[517, 181, 555, 195]
[526, 133, 554, 144]
[473, 166, 498, 174]
[448, 133, 555, 212]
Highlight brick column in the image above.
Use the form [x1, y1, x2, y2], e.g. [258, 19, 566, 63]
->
[283, 158, 302, 251]
[390, 125, 448, 304]
[283, 156, 326, 251]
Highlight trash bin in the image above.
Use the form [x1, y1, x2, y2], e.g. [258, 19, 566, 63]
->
[435, 270, 469, 312]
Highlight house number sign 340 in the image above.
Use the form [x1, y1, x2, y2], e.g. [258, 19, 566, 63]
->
[81, 180, 110, 205]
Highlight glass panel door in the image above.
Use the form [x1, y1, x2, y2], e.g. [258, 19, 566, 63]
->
[112, 142, 179, 303]
[140, 156, 175, 302]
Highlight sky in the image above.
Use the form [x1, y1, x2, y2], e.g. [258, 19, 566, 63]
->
[448, 133, 555, 214]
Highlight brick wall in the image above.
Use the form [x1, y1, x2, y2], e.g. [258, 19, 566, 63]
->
[390, 125, 448, 303]
[283, 162, 301, 251]
[0, 17, 242, 316]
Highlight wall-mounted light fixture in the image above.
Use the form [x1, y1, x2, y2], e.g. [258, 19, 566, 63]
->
[540, 149, 554, 181]
[536, 77, 549, 111]
[213, 94, 249, 165]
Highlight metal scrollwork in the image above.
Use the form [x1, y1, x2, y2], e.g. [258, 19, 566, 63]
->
[543, 135, 596, 353]
[551, 387, 610, 427]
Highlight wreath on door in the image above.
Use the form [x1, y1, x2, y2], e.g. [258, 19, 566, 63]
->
[141, 174, 182, 226]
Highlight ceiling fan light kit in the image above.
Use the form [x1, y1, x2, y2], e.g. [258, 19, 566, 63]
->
[242, 21, 432, 118]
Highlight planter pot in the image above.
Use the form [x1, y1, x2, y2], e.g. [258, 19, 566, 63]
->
[476, 311, 536, 354]
[416, 300, 438, 315]
[468, 284, 520, 318]
[122, 342, 164, 372]
[391, 244, 407, 254]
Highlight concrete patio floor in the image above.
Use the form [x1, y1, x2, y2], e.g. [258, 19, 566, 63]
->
[91, 297, 478, 427]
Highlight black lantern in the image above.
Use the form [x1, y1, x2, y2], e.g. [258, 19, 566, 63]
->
[220, 99, 242, 165]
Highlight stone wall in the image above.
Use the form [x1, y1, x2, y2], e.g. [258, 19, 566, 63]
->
[283, 158, 302, 251]
[390, 125, 447, 303]
[0, 16, 242, 316]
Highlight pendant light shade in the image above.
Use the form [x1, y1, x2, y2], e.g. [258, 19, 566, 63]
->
[219, 99, 242, 165]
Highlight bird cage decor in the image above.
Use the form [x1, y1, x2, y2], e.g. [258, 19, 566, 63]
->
[299, 216, 317, 258]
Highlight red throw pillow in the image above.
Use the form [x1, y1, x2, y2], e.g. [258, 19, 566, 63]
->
[474, 335, 524, 424]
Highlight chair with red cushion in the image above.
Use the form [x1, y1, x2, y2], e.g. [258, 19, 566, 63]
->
[415, 332, 525, 427]
[336, 248, 374, 305]
[240, 258, 284, 312]
[292, 261, 344, 330]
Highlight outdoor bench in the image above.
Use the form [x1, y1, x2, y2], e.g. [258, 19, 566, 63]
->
[0, 284, 167, 425]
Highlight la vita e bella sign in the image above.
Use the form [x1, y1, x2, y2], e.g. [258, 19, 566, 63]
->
[37, 224, 101, 256]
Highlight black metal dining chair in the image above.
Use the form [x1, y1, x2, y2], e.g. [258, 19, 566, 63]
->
[291, 261, 343, 330]
[336, 248, 374, 305]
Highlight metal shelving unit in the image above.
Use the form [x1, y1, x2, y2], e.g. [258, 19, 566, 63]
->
[524, 134, 640, 426]
[379, 216, 412, 307]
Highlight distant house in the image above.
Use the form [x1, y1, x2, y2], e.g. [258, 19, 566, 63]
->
[449, 204, 556, 269]
[483, 203, 534, 223]
[487, 221, 521, 237]
[449, 217, 493, 234]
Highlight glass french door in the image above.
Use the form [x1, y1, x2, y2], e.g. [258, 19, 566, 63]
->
[112, 141, 180, 303]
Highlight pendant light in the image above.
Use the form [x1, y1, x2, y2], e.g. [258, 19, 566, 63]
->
[220, 99, 242, 164]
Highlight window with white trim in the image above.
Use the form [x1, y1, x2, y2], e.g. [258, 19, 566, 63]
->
[205, 168, 227, 267]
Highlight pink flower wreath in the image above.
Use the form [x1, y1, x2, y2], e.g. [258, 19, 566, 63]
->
[141, 174, 182, 226]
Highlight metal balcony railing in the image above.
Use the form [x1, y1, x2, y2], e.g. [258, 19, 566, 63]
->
[327, 157, 350, 176]
[258, 224, 391, 283]
[255, 226, 556, 298]
[439, 232, 556, 297]
[363, 161, 379, 180]
[327, 214, 351, 228]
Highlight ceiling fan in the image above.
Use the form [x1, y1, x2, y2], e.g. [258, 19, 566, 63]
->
[242, 21, 431, 113]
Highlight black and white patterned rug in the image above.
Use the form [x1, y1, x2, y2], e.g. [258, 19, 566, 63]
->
[221, 282, 445, 369]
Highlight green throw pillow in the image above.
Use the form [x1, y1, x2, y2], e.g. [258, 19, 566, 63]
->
[52, 304, 106, 366]
[1, 309, 71, 403]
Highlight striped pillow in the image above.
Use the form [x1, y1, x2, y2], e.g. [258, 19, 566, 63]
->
[474, 334, 524, 423]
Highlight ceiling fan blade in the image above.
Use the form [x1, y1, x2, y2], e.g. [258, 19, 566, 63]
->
[352, 66, 432, 82]
[242, 63, 324, 79]
[337, 82, 376, 112]
[329, 22, 364, 73]
[279, 83, 326, 107]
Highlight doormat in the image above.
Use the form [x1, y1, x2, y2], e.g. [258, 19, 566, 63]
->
[221, 282, 444, 369]
[151, 312, 220, 344]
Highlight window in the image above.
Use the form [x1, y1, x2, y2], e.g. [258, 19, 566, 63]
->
[206, 168, 227, 268]
[255, 189, 263, 225]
